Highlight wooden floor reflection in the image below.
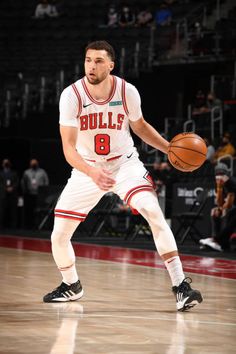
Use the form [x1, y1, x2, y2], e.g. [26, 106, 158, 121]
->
[1, 247, 236, 354]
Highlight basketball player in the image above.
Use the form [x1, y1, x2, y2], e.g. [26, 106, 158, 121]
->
[43, 40, 203, 311]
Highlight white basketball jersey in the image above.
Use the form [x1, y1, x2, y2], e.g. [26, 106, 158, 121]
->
[59, 75, 142, 160]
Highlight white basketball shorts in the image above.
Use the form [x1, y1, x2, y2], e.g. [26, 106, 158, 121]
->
[54, 151, 156, 222]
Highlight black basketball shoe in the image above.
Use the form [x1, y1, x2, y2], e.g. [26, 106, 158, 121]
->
[172, 277, 203, 311]
[43, 280, 84, 303]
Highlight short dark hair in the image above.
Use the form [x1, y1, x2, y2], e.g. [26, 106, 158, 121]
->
[85, 40, 115, 62]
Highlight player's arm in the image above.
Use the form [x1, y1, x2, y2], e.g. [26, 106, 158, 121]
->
[60, 125, 115, 191]
[129, 117, 169, 154]
[60, 125, 92, 175]
[223, 192, 235, 210]
[125, 82, 169, 154]
[215, 177, 224, 207]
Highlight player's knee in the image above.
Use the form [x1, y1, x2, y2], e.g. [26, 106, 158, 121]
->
[139, 202, 163, 223]
[51, 229, 71, 248]
[51, 217, 80, 247]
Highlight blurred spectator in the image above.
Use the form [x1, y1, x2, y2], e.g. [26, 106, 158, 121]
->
[192, 90, 206, 115]
[203, 137, 215, 163]
[106, 4, 118, 27]
[213, 132, 236, 163]
[192, 91, 222, 115]
[21, 159, 49, 229]
[136, 6, 153, 27]
[199, 162, 236, 251]
[34, 0, 58, 19]
[205, 91, 222, 111]
[190, 21, 207, 56]
[0, 159, 19, 229]
[118, 5, 136, 28]
[50, 0, 65, 17]
[154, 3, 172, 27]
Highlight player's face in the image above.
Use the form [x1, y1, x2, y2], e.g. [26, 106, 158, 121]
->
[84, 49, 114, 85]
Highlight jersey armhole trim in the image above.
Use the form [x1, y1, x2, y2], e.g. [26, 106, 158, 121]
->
[122, 79, 129, 115]
[72, 83, 82, 117]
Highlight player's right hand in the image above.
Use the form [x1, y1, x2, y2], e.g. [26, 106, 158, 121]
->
[88, 167, 116, 191]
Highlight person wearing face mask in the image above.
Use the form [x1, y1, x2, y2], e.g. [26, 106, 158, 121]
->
[21, 159, 49, 229]
[213, 132, 236, 163]
[118, 5, 135, 28]
[106, 4, 118, 28]
[34, 0, 54, 19]
[0, 159, 19, 229]
[199, 163, 236, 251]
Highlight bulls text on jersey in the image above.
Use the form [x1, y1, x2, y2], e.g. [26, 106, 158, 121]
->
[79, 112, 125, 131]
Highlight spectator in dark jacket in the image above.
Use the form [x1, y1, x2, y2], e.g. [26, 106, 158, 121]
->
[21, 159, 49, 229]
[118, 5, 135, 28]
[0, 159, 19, 228]
[199, 163, 236, 251]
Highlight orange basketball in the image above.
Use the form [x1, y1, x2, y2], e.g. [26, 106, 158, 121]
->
[167, 132, 207, 172]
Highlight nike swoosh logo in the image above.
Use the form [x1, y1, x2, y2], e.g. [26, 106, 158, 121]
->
[127, 153, 133, 158]
[83, 103, 92, 108]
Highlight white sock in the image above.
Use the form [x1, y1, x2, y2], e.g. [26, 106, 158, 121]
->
[164, 256, 185, 287]
[59, 263, 79, 285]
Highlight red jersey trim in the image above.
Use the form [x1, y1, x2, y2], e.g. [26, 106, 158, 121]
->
[124, 185, 154, 205]
[82, 76, 117, 105]
[121, 79, 129, 115]
[72, 83, 82, 117]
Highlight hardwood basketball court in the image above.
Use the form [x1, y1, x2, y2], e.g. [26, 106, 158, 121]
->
[0, 235, 235, 353]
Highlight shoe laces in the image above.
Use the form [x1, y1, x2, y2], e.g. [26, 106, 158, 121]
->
[178, 277, 192, 292]
[53, 282, 69, 294]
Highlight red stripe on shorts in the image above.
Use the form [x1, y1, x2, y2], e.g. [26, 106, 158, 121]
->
[54, 209, 87, 221]
[124, 185, 154, 205]
[55, 209, 87, 217]
[54, 214, 86, 221]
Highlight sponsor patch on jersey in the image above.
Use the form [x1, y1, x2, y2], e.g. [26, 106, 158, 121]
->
[109, 100, 123, 106]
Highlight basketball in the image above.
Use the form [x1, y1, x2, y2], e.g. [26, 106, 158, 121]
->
[167, 132, 207, 172]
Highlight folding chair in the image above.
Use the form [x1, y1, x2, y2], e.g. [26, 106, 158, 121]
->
[172, 188, 208, 244]
[35, 185, 63, 230]
[125, 214, 152, 241]
[88, 193, 121, 237]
